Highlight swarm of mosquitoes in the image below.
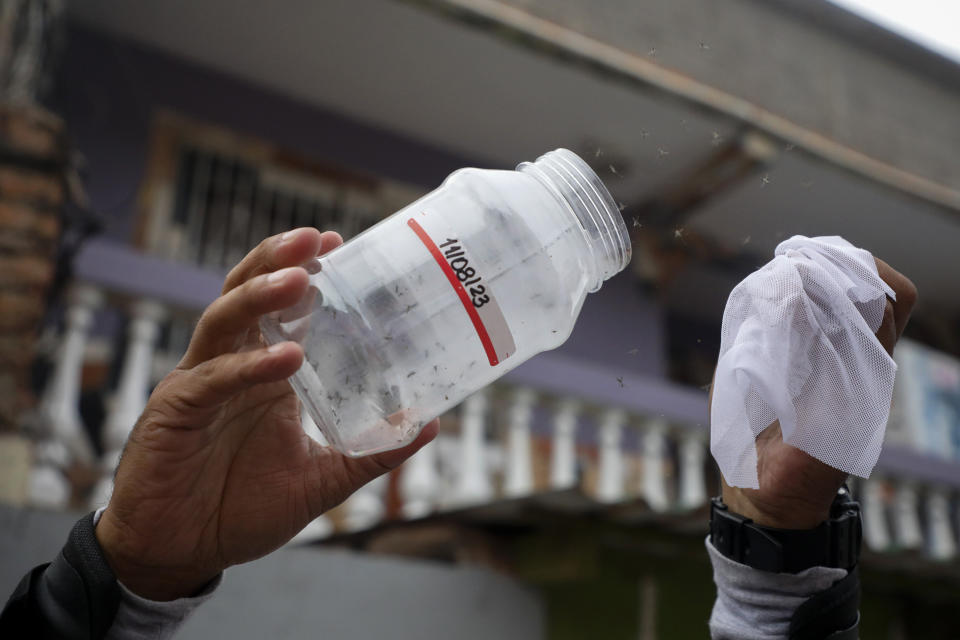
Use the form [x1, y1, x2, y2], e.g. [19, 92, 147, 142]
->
[589, 37, 820, 389]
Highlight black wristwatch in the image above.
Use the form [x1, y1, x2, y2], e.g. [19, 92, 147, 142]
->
[709, 486, 862, 574]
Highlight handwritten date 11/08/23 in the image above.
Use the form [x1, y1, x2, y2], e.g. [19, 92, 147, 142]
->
[437, 238, 491, 308]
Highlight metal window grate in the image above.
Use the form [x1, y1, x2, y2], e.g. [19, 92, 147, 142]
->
[168, 146, 385, 269]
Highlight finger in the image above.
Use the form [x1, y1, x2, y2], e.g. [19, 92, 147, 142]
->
[303, 420, 439, 515]
[181, 267, 310, 368]
[317, 231, 343, 255]
[222, 228, 341, 294]
[874, 257, 918, 341]
[164, 342, 303, 418]
[222, 228, 320, 294]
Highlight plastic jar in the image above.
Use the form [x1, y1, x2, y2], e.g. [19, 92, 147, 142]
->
[260, 149, 631, 456]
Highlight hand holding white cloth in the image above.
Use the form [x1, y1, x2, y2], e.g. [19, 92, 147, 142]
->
[711, 236, 897, 489]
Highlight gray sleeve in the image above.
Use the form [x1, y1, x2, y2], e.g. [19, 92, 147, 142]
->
[92, 507, 222, 640]
[104, 574, 221, 640]
[706, 537, 847, 640]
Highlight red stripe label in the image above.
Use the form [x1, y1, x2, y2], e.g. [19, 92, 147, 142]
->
[408, 216, 515, 366]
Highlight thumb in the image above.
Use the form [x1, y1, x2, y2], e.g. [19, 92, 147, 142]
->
[360, 419, 440, 472]
[304, 419, 439, 515]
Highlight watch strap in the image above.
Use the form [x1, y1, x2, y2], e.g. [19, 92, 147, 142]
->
[709, 489, 862, 573]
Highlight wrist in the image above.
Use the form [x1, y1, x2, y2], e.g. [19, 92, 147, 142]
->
[721, 482, 832, 530]
[710, 490, 862, 574]
[95, 509, 216, 601]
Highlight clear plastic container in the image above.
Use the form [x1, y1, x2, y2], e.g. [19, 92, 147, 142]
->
[260, 149, 631, 456]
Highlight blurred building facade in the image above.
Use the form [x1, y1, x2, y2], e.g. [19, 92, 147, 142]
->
[3, 0, 960, 638]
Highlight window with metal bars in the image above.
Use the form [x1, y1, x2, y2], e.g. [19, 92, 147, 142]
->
[134, 112, 423, 270]
[169, 147, 384, 269]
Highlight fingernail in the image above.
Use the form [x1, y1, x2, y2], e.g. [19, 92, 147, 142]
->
[268, 343, 287, 353]
[280, 229, 299, 243]
[268, 267, 294, 283]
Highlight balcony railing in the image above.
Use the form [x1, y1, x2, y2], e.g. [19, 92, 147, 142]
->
[24, 239, 960, 565]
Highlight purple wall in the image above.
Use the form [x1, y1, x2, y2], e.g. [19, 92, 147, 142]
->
[53, 24, 478, 241]
[559, 271, 666, 377]
[54, 23, 667, 379]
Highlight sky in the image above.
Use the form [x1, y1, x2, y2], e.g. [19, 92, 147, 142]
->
[828, 0, 960, 64]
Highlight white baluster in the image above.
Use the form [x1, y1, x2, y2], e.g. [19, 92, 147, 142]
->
[678, 429, 707, 510]
[401, 438, 440, 519]
[343, 475, 387, 532]
[504, 388, 536, 498]
[90, 300, 166, 510]
[861, 478, 891, 552]
[550, 399, 580, 491]
[892, 481, 923, 550]
[88, 450, 120, 510]
[451, 390, 492, 506]
[38, 284, 102, 466]
[103, 300, 166, 454]
[28, 440, 71, 509]
[925, 487, 956, 561]
[596, 409, 627, 503]
[642, 418, 670, 512]
[28, 467, 71, 510]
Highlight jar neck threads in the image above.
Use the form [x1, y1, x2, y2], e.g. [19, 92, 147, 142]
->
[518, 149, 632, 291]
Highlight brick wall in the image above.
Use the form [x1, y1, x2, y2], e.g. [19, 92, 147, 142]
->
[0, 106, 66, 432]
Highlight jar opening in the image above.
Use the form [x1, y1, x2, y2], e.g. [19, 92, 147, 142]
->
[518, 149, 632, 290]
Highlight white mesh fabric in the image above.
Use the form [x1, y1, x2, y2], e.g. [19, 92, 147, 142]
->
[711, 236, 897, 489]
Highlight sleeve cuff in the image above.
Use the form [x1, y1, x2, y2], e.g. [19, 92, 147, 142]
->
[706, 536, 847, 640]
[105, 573, 222, 640]
[93, 507, 222, 639]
